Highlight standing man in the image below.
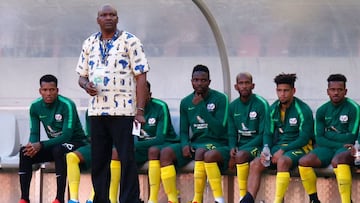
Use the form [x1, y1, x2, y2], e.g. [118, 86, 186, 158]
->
[298, 74, 360, 203]
[241, 73, 314, 203]
[75, 4, 149, 203]
[228, 72, 269, 201]
[159, 64, 229, 203]
[18, 74, 87, 203]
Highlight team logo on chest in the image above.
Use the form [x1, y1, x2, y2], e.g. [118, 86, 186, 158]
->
[148, 118, 156, 126]
[339, 115, 348, 123]
[55, 114, 63, 122]
[207, 103, 215, 111]
[249, 111, 257, 119]
[289, 118, 297, 125]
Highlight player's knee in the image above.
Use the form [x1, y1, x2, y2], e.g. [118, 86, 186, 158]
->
[235, 150, 250, 164]
[160, 147, 174, 162]
[204, 150, 221, 163]
[277, 157, 292, 170]
[66, 152, 80, 164]
[148, 146, 160, 160]
[250, 157, 264, 172]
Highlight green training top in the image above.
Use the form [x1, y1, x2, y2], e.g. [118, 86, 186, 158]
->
[180, 89, 229, 147]
[264, 97, 314, 152]
[228, 94, 270, 149]
[315, 98, 360, 149]
[135, 98, 178, 149]
[29, 95, 86, 148]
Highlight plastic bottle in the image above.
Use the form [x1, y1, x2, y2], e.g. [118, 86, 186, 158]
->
[262, 144, 271, 167]
[354, 140, 360, 166]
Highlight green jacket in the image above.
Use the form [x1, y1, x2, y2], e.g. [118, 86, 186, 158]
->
[264, 97, 314, 152]
[315, 98, 360, 149]
[29, 95, 86, 148]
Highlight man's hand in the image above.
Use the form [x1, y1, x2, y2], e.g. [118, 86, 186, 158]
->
[182, 145, 194, 158]
[344, 144, 355, 156]
[134, 114, 146, 125]
[84, 82, 98, 96]
[23, 142, 41, 158]
[228, 148, 237, 171]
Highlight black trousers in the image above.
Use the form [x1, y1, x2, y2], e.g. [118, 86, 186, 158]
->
[19, 141, 83, 203]
[90, 116, 140, 203]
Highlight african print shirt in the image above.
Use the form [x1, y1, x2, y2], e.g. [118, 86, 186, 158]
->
[76, 30, 149, 116]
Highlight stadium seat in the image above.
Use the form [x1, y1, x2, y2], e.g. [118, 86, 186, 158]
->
[0, 113, 20, 169]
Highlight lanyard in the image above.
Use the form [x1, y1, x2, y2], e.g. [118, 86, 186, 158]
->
[99, 30, 120, 65]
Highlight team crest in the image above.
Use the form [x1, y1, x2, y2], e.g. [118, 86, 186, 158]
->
[55, 114, 63, 121]
[339, 115, 348, 122]
[207, 103, 215, 111]
[148, 118, 156, 125]
[249, 111, 257, 119]
[289, 118, 297, 125]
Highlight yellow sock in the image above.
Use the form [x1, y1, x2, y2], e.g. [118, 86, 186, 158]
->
[66, 152, 81, 201]
[148, 160, 161, 203]
[161, 165, 178, 203]
[204, 162, 223, 200]
[298, 166, 318, 195]
[274, 172, 290, 203]
[236, 162, 249, 198]
[336, 164, 352, 203]
[193, 161, 206, 203]
[109, 160, 121, 203]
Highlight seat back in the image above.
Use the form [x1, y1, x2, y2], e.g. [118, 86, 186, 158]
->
[0, 113, 20, 157]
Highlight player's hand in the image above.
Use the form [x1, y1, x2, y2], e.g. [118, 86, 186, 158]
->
[230, 148, 237, 158]
[182, 145, 192, 158]
[228, 157, 236, 171]
[344, 144, 355, 156]
[23, 142, 40, 158]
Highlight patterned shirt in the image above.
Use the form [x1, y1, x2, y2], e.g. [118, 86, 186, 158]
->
[76, 30, 149, 116]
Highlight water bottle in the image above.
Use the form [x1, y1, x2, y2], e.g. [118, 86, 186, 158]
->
[354, 140, 360, 166]
[262, 144, 271, 167]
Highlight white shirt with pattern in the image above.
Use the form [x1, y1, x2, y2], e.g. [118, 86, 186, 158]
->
[76, 30, 149, 116]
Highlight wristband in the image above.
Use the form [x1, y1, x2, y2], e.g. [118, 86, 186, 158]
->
[137, 107, 144, 112]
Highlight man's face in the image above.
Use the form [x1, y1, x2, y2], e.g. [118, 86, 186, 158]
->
[39, 82, 58, 104]
[276, 84, 295, 105]
[97, 6, 118, 33]
[191, 71, 211, 95]
[327, 81, 347, 104]
[235, 75, 254, 98]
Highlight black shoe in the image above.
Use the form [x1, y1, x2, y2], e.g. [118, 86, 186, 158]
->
[240, 192, 254, 203]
